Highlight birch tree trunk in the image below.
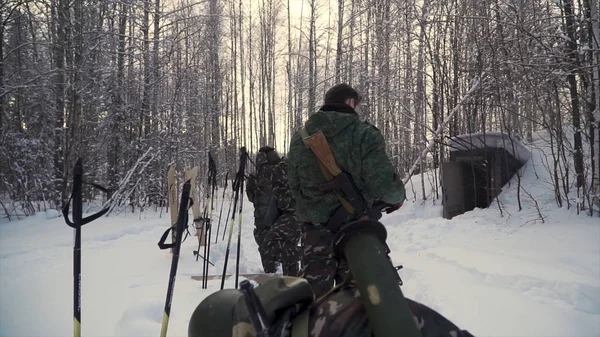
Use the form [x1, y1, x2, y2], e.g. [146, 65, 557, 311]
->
[51, 0, 67, 206]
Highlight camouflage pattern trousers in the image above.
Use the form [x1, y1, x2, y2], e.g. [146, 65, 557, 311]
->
[299, 223, 350, 299]
[307, 284, 475, 337]
[253, 213, 302, 276]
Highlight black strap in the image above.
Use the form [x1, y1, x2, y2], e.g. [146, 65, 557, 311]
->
[325, 205, 352, 232]
[85, 181, 110, 194]
[158, 203, 192, 250]
[158, 225, 177, 250]
[318, 180, 340, 191]
[62, 181, 111, 228]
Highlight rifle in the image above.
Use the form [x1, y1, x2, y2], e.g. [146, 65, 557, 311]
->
[263, 196, 282, 228]
[300, 127, 390, 232]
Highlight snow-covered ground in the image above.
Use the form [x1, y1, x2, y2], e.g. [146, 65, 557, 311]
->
[1, 133, 599, 337]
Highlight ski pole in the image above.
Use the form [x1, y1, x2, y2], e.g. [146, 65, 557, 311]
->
[215, 171, 229, 244]
[200, 156, 211, 277]
[195, 166, 208, 260]
[61, 158, 110, 337]
[191, 251, 215, 266]
[203, 154, 217, 289]
[201, 154, 214, 288]
[159, 180, 191, 337]
[72, 160, 83, 337]
[221, 176, 240, 290]
[200, 191, 209, 286]
[222, 193, 234, 242]
[235, 147, 247, 289]
[220, 149, 245, 290]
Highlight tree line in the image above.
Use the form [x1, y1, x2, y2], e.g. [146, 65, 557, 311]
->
[1, 0, 598, 218]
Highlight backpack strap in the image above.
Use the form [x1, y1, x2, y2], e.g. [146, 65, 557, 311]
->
[290, 308, 310, 337]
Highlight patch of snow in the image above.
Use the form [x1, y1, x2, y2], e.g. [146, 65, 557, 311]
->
[1, 131, 599, 337]
[44, 209, 61, 220]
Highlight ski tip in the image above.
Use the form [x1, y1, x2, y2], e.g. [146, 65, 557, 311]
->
[191, 273, 281, 284]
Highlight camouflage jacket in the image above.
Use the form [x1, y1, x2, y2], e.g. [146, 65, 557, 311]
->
[246, 160, 296, 225]
[272, 160, 296, 213]
[288, 103, 406, 224]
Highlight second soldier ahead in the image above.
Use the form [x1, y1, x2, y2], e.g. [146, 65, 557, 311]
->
[246, 146, 302, 276]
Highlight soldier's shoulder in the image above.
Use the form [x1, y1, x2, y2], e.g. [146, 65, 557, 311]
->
[278, 159, 288, 169]
[257, 167, 271, 179]
[262, 164, 276, 175]
[272, 162, 288, 178]
[363, 119, 381, 132]
[290, 129, 304, 143]
[288, 130, 311, 165]
[351, 119, 383, 142]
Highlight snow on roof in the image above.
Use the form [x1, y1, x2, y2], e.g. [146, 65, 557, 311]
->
[448, 132, 531, 164]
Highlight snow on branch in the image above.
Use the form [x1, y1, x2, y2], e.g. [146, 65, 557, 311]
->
[100, 147, 162, 215]
[402, 72, 487, 184]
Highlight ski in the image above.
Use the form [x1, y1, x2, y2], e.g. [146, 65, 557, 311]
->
[185, 165, 203, 254]
[189, 172, 205, 254]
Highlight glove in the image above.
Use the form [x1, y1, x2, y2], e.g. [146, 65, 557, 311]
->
[372, 200, 403, 214]
[385, 202, 403, 214]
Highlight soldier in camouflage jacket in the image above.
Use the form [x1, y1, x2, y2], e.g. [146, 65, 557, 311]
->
[246, 146, 302, 276]
[288, 84, 407, 298]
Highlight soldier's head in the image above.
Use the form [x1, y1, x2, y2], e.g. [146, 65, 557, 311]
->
[324, 83, 362, 114]
[258, 146, 280, 165]
[255, 152, 267, 168]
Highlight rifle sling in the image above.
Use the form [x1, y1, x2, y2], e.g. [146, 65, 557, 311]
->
[318, 179, 340, 191]
[300, 127, 362, 220]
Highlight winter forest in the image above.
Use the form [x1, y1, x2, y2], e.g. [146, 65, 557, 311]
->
[1, 0, 599, 219]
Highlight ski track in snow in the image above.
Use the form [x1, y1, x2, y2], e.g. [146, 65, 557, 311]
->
[2, 134, 600, 337]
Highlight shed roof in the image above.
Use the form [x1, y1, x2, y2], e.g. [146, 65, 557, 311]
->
[448, 132, 531, 165]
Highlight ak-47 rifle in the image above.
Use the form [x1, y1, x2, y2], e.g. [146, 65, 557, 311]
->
[300, 127, 393, 231]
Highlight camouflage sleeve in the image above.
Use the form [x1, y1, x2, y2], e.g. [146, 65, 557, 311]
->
[272, 163, 295, 211]
[287, 136, 302, 202]
[246, 173, 257, 203]
[359, 125, 406, 205]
